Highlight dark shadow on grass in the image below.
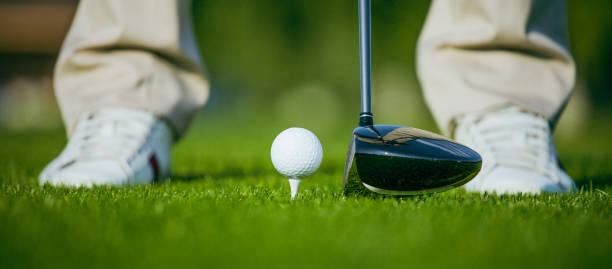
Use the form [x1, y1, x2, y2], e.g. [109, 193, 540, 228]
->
[169, 168, 268, 182]
[169, 162, 343, 183]
[576, 174, 612, 190]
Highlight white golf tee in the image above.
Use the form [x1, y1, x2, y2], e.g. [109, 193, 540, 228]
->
[288, 178, 301, 200]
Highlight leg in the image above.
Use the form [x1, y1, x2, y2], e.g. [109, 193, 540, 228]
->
[417, 0, 576, 194]
[55, 0, 208, 137]
[418, 0, 574, 135]
[41, 0, 208, 186]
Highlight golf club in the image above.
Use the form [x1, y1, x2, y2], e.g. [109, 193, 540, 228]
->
[342, 0, 482, 196]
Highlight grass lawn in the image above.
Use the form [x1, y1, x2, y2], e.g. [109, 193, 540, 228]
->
[1, 114, 611, 269]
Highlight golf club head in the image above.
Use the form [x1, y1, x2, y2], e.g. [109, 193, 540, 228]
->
[343, 125, 481, 196]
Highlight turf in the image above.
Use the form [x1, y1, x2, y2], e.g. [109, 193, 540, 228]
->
[1, 116, 611, 269]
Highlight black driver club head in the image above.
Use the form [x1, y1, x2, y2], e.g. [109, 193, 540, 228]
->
[345, 0, 482, 196]
[343, 125, 482, 196]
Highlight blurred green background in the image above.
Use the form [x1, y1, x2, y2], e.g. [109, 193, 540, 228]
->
[1, 0, 611, 137]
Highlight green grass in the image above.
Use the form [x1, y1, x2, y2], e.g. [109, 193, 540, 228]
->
[1, 116, 611, 269]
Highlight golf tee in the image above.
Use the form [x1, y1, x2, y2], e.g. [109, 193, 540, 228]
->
[288, 178, 301, 200]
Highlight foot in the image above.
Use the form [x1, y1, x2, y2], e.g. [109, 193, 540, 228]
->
[454, 106, 576, 194]
[39, 108, 172, 187]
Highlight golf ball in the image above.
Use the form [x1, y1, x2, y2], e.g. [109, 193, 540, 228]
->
[271, 127, 323, 179]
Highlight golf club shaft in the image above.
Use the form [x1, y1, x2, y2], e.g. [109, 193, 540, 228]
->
[358, 0, 373, 126]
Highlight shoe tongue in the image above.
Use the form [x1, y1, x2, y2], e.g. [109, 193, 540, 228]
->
[484, 106, 522, 119]
[478, 106, 532, 127]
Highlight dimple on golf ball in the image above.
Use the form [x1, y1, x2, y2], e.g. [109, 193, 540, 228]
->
[271, 127, 323, 179]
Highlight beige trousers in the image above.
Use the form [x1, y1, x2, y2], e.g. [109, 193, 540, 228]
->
[418, 0, 575, 134]
[55, 0, 574, 137]
[55, 0, 208, 137]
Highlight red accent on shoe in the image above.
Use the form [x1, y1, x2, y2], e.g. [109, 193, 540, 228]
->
[149, 154, 160, 182]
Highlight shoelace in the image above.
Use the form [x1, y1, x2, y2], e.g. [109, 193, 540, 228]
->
[69, 110, 154, 162]
[458, 109, 555, 180]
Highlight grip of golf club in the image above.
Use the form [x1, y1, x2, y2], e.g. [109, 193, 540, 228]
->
[358, 0, 372, 126]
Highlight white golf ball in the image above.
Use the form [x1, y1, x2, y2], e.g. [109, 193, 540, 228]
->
[271, 127, 323, 179]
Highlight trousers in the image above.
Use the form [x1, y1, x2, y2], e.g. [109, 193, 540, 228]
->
[55, 0, 574, 136]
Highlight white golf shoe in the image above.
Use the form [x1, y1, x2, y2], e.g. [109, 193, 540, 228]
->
[39, 108, 172, 187]
[454, 106, 576, 194]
